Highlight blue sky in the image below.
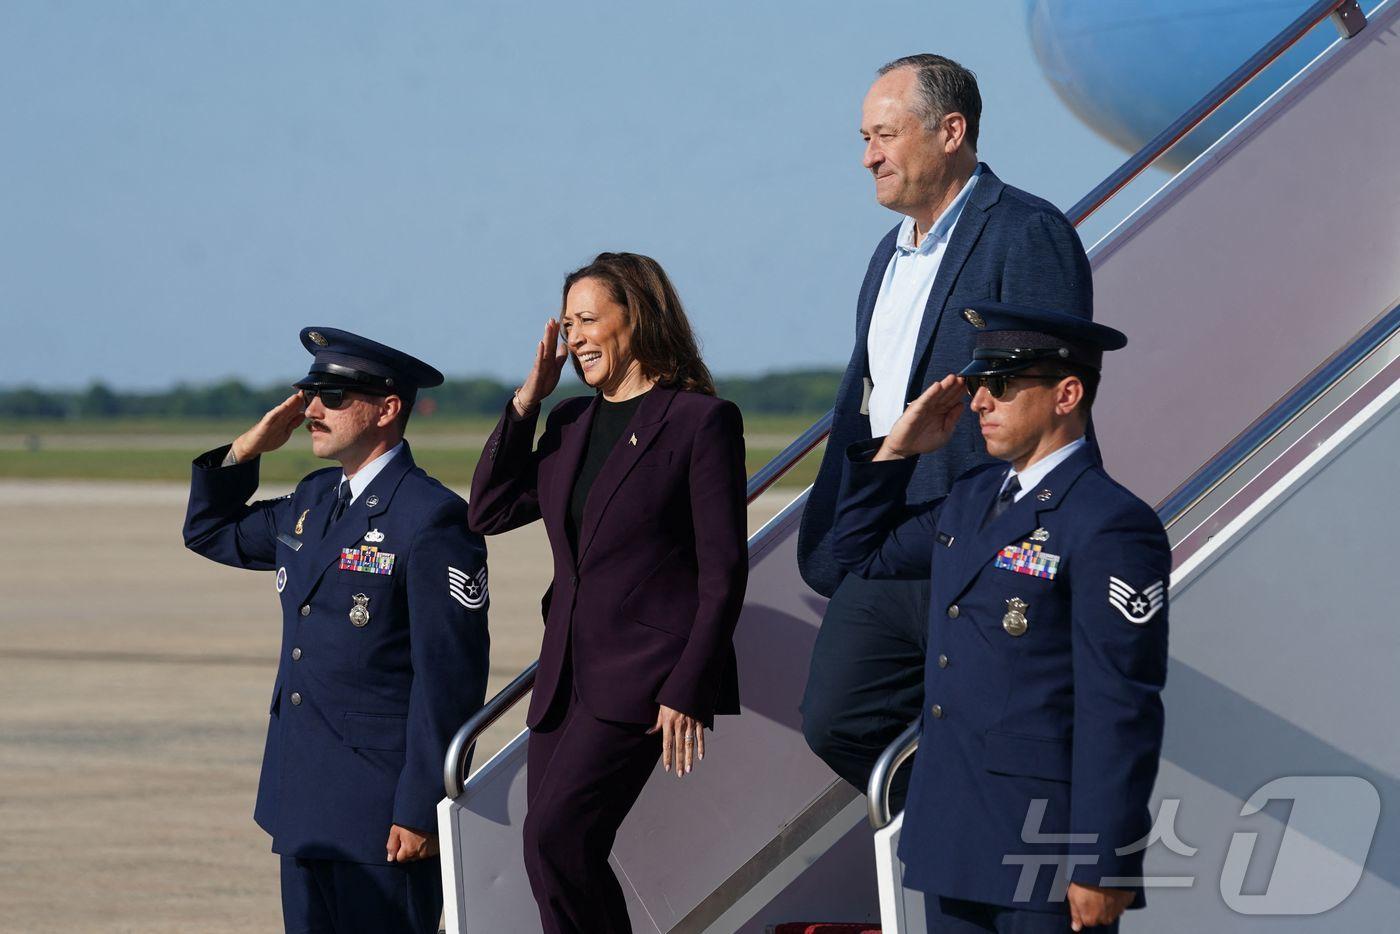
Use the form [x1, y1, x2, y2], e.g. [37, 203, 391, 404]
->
[2, 2, 1151, 390]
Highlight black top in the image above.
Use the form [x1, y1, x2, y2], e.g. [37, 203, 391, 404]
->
[567, 392, 647, 551]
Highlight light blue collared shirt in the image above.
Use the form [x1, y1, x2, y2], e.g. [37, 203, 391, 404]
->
[999, 436, 1087, 502]
[867, 166, 983, 436]
[340, 441, 404, 504]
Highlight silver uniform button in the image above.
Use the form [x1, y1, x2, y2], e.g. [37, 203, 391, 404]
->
[300, 605, 311, 617]
[937, 654, 949, 668]
[947, 605, 960, 619]
[291, 647, 302, 661]
[930, 703, 944, 719]
[290, 692, 302, 706]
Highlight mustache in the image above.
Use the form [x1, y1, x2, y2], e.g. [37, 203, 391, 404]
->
[306, 420, 329, 432]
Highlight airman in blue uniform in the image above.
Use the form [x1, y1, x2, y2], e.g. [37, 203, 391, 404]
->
[832, 303, 1169, 932]
[183, 328, 490, 934]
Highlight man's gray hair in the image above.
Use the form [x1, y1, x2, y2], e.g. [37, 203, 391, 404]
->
[878, 53, 981, 150]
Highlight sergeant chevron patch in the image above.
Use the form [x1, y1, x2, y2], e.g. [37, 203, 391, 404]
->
[1109, 576, 1165, 624]
[448, 566, 488, 610]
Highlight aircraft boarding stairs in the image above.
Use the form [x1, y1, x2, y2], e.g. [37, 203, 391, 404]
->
[438, 2, 1400, 929]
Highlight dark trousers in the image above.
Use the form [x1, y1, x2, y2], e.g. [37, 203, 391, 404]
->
[800, 574, 929, 809]
[279, 854, 441, 934]
[522, 689, 662, 934]
[927, 895, 1118, 932]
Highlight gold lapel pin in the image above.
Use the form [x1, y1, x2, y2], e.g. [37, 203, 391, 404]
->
[629, 433, 638, 446]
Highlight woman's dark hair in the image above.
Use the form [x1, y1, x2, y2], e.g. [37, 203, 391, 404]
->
[561, 252, 715, 396]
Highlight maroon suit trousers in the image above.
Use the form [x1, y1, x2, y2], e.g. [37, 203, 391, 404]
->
[522, 686, 662, 934]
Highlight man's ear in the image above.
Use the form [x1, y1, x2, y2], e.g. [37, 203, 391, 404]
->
[377, 394, 403, 429]
[942, 112, 967, 154]
[1055, 376, 1085, 416]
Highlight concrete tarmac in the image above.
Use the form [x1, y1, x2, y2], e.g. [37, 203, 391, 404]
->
[0, 481, 792, 933]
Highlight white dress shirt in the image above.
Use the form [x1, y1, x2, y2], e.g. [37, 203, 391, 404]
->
[340, 441, 404, 504]
[866, 167, 982, 436]
[998, 436, 1087, 502]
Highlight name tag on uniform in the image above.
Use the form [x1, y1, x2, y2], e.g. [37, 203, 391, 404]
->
[994, 541, 1061, 580]
[277, 532, 303, 552]
[937, 531, 955, 547]
[340, 546, 395, 575]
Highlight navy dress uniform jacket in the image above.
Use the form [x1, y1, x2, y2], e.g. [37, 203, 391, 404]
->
[468, 385, 748, 728]
[833, 443, 1169, 912]
[183, 441, 490, 864]
[798, 164, 1095, 597]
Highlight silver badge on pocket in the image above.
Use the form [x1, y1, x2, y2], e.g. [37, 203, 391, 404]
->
[349, 593, 371, 628]
[1003, 597, 1029, 637]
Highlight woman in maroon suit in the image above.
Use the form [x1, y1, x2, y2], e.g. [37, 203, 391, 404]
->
[468, 252, 748, 934]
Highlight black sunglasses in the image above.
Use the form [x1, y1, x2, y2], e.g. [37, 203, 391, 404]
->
[299, 387, 388, 410]
[964, 374, 1062, 399]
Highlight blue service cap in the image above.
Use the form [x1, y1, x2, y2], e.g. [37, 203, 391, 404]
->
[956, 302, 1127, 378]
[293, 327, 444, 394]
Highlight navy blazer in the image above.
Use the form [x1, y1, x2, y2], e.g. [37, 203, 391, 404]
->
[833, 443, 1169, 911]
[183, 442, 490, 863]
[798, 165, 1094, 597]
[468, 385, 748, 727]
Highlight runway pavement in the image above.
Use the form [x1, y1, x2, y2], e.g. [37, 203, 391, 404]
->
[0, 481, 793, 933]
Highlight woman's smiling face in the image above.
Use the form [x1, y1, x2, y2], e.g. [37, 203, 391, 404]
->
[561, 276, 638, 393]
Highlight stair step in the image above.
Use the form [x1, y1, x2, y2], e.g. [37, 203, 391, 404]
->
[770, 925, 881, 934]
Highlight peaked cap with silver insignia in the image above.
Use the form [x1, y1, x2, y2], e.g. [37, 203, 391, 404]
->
[294, 327, 444, 398]
[958, 301, 1127, 378]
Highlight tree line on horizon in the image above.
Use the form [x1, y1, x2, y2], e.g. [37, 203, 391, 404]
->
[0, 369, 844, 420]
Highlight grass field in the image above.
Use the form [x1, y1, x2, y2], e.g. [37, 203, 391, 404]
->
[0, 414, 827, 488]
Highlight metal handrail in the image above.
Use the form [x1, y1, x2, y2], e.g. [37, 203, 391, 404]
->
[1158, 301, 1400, 527]
[865, 0, 1371, 832]
[867, 722, 921, 829]
[443, 408, 837, 798]
[1067, 0, 1364, 226]
[442, 662, 538, 798]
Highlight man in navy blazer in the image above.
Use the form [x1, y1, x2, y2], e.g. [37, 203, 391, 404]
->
[183, 329, 490, 934]
[798, 54, 1094, 804]
[833, 304, 1168, 932]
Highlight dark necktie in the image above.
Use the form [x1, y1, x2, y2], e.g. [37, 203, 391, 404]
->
[329, 481, 352, 528]
[985, 474, 1021, 527]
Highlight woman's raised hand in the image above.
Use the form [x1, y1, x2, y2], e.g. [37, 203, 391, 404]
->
[513, 319, 569, 416]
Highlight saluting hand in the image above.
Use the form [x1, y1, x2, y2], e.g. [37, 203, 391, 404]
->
[385, 824, 439, 863]
[647, 705, 705, 778]
[513, 318, 569, 416]
[231, 392, 307, 463]
[876, 373, 966, 461]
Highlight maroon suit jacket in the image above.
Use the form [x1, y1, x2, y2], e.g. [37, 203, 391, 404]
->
[468, 385, 748, 727]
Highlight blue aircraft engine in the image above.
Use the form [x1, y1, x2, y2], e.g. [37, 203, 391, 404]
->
[1025, 0, 1343, 169]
